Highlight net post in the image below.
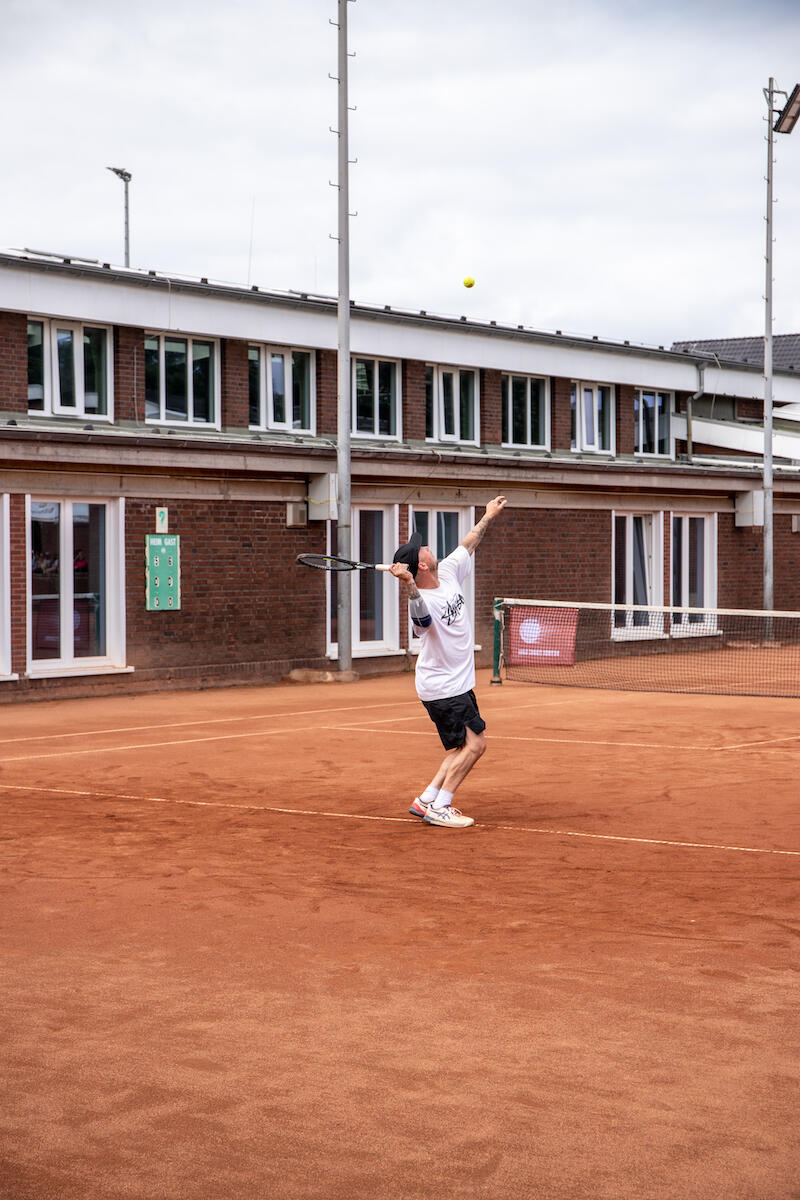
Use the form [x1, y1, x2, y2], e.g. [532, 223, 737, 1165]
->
[490, 597, 503, 685]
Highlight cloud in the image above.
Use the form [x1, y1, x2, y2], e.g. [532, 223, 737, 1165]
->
[1, 0, 799, 345]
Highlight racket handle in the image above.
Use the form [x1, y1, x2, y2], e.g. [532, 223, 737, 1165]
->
[375, 564, 393, 572]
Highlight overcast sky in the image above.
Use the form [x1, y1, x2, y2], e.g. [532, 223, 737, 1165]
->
[2, 0, 800, 348]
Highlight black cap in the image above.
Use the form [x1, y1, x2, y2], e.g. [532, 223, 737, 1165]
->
[393, 529, 422, 578]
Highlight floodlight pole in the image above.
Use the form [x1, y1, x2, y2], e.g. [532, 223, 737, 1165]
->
[335, 0, 353, 672]
[763, 78, 800, 612]
[107, 167, 131, 267]
[764, 79, 776, 613]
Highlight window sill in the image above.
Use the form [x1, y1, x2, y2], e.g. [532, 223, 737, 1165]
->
[27, 412, 115, 423]
[26, 664, 135, 680]
[145, 420, 222, 432]
[0, 674, 20, 683]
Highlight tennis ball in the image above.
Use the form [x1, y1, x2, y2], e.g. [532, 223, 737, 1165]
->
[463, 276, 475, 288]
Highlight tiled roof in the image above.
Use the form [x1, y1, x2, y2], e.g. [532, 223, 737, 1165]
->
[671, 335, 800, 371]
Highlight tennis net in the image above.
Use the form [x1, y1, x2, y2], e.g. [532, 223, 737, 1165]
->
[491, 598, 800, 697]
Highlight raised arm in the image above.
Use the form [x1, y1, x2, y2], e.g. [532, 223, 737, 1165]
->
[460, 495, 507, 556]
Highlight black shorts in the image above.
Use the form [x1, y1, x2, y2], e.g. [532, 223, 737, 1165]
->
[421, 689, 486, 751]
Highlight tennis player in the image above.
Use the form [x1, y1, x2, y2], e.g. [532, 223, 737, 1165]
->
[390, 496, 507, 828]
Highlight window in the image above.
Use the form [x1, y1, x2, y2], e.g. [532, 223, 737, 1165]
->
[328, 507, 399, 657]
[671, 514, 717, 632]
[27, 319, 113, 418]
[407, 507, 475, 650]
[353, 358, 399, 439]
[28, 498, 127, 674]
[249, 345, 314, 433]
[0, 495, 11, 679]
[570, 381, 614, 453]
[426, 365, 479, 444]
[501, 374, 548, 448]
[145, 333, 219, 425]
[635, 389, 672, 456]
[613, 512, 664, 636]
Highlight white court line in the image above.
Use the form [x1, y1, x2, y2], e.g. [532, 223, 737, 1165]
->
[1, 781, 797, 856]
[3, 712, 797, 763]
[0, 693, 573, 750]
[0, 698, 591, 764]
[723, 732, 800, 749]
[0, 723, 327, 763]
[323, 725, 722, 752]
[0, 699, 421, 747]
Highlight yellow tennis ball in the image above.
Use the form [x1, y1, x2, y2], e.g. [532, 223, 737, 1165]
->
[463, 276, 475, 288]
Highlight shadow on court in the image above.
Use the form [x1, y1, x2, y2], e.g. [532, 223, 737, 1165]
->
[1, 670, 799, 1199]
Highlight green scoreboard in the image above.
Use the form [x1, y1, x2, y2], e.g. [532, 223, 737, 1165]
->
[145, 534, 181, 610]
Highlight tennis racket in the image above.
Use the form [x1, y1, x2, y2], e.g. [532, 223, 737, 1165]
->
[296, 553, 393, 572]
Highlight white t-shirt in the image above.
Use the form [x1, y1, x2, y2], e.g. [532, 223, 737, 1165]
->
[414, 545, 475, 702]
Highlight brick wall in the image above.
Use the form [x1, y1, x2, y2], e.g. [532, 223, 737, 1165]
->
[551, 377, 572, 451]
[9, 494, 27, 673]
[481, 369, 502, 446]
[221, 338, 249, 428]
[403, 360, 427, 441]
[475, 506, 611, 658]
[718, 513, 800, 611]
[316, 349, 337, 435]
[738, 398, 763, 421]
[616, 385, 635, 455]
[113, 326, 145, 423]
[124, 500, 329, 670]
[0, 311, 28, 414]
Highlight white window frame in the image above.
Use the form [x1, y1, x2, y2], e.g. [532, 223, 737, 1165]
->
[144, 332, 221, 428]
[0, 495, 14, 680]
[26, 496, 129, 678]
[27, 318, 114, 420]
[326, 505, 401, 659]
[426, 365, 480, 446]
[612, 511, 665, 639]
[635, 388, 674, 458]
[406, 506, 476, 654]
[571, 380, 615, 454]
[351, 357, 402, 441]
[670, 513, 718, 637]
[501, 373, 550, 449]
[249, 344, 316, 434]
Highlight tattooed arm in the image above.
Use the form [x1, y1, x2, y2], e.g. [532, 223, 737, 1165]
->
[460, 495, 507, 556]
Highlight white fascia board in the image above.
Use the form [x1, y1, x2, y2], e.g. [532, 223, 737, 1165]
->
[7, 262, 800, 404]
[673, 413, 800, 459]
[2, 266, 336, 349]
[348, 317, 699, 391]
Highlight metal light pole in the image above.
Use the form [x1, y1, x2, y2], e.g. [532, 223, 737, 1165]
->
[107, 166, 131, 267]
[762, 81, 800, 612]
[333, 0, 354, 672]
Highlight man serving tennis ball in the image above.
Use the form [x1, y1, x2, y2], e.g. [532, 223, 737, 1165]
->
[390, 495, 507, 828]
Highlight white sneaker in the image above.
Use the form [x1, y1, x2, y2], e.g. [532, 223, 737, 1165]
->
[423, 804, 474, 829]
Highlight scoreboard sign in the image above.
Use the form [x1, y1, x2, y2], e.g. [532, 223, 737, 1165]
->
[145, 534, 181, 611]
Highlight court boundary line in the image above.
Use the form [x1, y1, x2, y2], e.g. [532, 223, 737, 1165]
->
[1, 782, 798, 857]
[3, 716, 799, 763]
[0, 695, 580, 749]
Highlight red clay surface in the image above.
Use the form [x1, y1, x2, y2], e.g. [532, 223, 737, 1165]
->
[1, 668, 799, 1200]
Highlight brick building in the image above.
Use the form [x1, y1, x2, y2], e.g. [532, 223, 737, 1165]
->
[3, 248, 800, 701]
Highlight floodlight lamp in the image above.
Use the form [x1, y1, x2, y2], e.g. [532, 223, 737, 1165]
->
[107, 166, 132, 183]
[774, 83, 800, 134]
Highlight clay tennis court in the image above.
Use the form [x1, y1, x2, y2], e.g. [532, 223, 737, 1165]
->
[2, 669, 799, 1199]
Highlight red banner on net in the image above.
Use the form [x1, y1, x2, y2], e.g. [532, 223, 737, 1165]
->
[507, 607, 579, 668]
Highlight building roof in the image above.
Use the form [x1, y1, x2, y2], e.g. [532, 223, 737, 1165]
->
[671, 335, 800, 371]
